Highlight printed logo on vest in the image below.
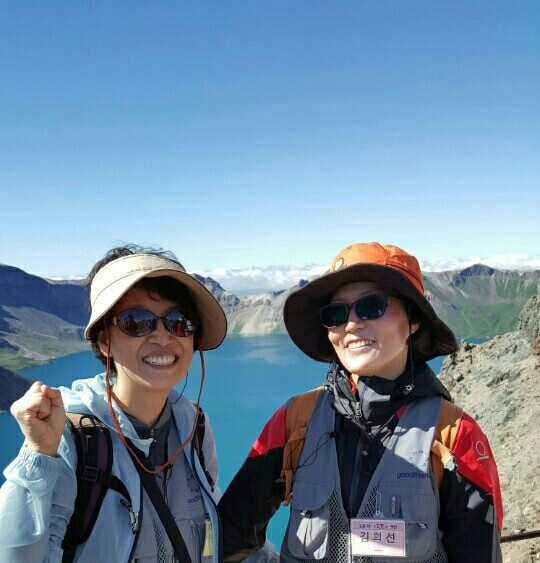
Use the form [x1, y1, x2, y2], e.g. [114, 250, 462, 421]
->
[475, 441, 489, 462]
[397, 472, 429, 480]
[187, 476, 200, 494]
[409, 449, 429, 469]
[187, 476, 203, 504]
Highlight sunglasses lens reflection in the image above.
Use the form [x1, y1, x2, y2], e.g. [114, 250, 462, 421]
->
[320, 303, 348, 327]
[355, 293, 387, 320]
[116, 309, 155, 336]
[319, 293, 388, 328]
[164, 311, 196, 337]
[116, 309, 196, 337]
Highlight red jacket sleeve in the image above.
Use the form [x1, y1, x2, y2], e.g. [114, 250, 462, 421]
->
[453, 413, 503, 530]
[439, 412, 503, 562]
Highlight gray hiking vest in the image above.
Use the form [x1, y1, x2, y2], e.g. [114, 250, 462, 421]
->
[280, 391, 448, 563]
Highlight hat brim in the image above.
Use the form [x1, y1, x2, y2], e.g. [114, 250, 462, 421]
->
[283, 263, 457, 363]
[85, 267, 227, 351]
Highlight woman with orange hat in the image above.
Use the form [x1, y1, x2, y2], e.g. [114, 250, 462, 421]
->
[0, 245, 277, 563]
[220, 242, 503, 562]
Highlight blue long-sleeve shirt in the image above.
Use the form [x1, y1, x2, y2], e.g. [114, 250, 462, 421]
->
[0, 374, 224, 563]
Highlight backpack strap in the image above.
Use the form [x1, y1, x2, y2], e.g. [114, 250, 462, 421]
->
[430, 399, 463, 488]
[281, 387, 324, 506]
[192, 407, 215, 491]
[62, 413, 133, 563]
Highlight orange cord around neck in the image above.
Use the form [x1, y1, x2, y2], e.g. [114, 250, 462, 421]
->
[349, 374, 357, 396]
[105, 343, 205, 475]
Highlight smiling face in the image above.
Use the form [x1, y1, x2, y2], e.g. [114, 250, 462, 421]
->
[98, 286, 195, 400]
[327, 281, 419, 380]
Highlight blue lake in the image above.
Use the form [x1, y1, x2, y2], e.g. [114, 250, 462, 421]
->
[0, 334, 445, 547]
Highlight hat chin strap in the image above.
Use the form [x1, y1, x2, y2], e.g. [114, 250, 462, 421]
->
[402, 314, 415, 396]
[105, 341, 205, 475]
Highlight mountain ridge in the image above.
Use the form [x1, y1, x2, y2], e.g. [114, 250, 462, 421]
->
[0, 263, 538, 371]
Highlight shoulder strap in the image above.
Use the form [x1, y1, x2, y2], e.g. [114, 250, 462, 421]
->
[126, 439, 193, 563]
[192, 407, 214, 491]
[280, 386, 324, 505]
[62, 413, 132, 563]
[430, 399, 463, 488]
[285, 387, 324, 437]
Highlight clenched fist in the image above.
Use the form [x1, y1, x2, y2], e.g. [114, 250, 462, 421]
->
[10, 381, 66, 457]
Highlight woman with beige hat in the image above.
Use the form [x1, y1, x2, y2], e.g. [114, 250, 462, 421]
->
[220, 242, 503, 562]
[0, 245, 277, 563]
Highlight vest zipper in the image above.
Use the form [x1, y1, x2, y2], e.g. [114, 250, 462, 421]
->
[190, 520, 200, 561]
[375, 490, 382, 516]
[348, 437, 365, 515]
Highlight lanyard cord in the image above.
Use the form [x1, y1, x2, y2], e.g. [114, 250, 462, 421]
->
[105, 342, 205, 475]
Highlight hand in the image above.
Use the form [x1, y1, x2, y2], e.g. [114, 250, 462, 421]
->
[10, 381, 66, 457]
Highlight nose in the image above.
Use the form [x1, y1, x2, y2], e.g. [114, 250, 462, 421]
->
[344, 306, 367, 331]
[148, 318, 174, 343]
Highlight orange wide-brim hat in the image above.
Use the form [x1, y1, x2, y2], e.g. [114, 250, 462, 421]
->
[283, 242, 458, 363]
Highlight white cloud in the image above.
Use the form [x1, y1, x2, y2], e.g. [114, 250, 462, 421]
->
[195, 254, 540, 294]
[420, 253, 540, 272]
[36, 254, 539, 295]
[194, 263, 328, 294]
[46, 274, 85, 281]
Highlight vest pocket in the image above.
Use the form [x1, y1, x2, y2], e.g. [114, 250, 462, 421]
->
[287, 483, 333, 559]
[399, 493, 438, 560]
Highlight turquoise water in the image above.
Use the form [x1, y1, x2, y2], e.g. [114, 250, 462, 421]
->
[0, 334, 445, 548]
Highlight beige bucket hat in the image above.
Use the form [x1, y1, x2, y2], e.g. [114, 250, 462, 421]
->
[84, 253, 227, 350]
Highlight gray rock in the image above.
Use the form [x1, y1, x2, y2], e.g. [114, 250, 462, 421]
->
[439, 295, 540, 561]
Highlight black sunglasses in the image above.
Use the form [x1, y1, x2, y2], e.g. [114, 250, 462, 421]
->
[319, 292, 389, 328]
[112, 308, 197, 338]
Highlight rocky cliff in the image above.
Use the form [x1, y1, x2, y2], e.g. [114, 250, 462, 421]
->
[439, 295, 540, 562]
[0, 265, 89, 370]
[0, 366, 32, 412]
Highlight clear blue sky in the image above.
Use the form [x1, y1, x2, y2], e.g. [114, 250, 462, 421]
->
[1, 1, 538, 281]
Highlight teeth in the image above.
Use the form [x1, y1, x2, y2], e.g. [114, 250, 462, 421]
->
[347, 340, 375, 349]
[143, 355, 176, 366]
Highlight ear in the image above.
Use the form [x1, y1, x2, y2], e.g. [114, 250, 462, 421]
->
[405, 302, 420, 336]
[97, 330, 111, 357]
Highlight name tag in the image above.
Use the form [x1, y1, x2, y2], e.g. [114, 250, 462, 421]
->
[350, 518, 406, 558]
[202, 518, 213, 557]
